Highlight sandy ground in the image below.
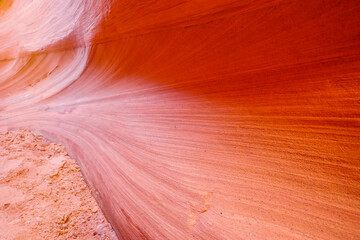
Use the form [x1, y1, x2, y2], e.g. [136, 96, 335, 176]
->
[0, 129, 118, 240]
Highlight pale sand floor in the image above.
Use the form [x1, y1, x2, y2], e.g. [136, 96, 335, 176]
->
[0, 129, 118, 240]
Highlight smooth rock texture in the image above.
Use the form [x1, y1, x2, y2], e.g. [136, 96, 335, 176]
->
[1, 0, 360, 239]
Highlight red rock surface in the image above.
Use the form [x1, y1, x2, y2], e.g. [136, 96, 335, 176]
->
[0, 0, 360, 239]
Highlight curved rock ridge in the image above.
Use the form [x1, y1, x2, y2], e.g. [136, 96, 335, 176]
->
[1, 0, 360, 239]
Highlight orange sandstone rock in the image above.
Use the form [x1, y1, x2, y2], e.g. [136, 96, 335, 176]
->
[0, 0, 360, 239]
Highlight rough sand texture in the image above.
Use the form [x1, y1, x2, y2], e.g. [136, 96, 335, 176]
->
[0, 129, 118, 240]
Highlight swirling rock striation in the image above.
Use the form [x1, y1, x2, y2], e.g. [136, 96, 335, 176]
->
[1, 0, 360, 239]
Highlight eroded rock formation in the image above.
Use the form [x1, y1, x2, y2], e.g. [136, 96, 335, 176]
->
[1, 0, 360, 239]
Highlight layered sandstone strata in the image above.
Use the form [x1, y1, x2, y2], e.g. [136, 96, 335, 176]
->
[0, 0, 359, 239]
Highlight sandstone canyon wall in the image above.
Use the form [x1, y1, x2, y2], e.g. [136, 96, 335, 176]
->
[1, 0, 360, 239]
